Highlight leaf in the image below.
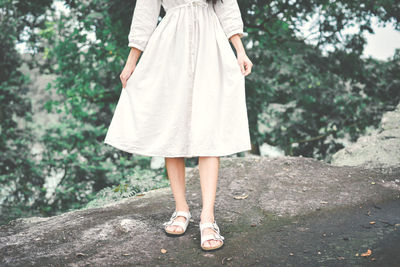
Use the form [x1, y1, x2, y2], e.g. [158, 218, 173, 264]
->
[361, 249, 372, 257]
[233, 194, 248, 200]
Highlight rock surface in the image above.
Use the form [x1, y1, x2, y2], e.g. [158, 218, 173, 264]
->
[1, 156, 399, 266]
[331, 102, 400, 169]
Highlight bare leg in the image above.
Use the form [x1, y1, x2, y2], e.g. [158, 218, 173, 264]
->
[199, 156, 222, 248]
[164, 157, 190, 233]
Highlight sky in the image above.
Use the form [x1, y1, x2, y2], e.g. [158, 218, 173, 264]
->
[296, 12, 400, 61]
[363, 20, 400, 60]
[17, 1, 400, 61]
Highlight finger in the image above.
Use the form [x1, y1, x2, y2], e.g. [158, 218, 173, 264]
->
[242, 62, 249, 76]
[245, 67, 251, 76]
[247, 64, 253, 75]
[239, 61, 245, 75]
[245, 62, 252, 76]
[239, 63, 245, 75]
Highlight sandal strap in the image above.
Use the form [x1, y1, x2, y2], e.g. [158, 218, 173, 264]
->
[175, 211, 191, 220]
[169, 221, 187, 229]
[201, 233, 225, 244]
[199, 221, 225, 245]
[199, 222, 214, 231]
[199, 221, 220, 233]
[163, 210, 191, 226]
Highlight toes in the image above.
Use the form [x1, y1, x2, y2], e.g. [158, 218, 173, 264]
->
[167, 225, 183, 233]
[204, 240, 221, 248]
[167, 225, 177, 232]
[166, 216, 187, 233]
[206, 241, 212, 247]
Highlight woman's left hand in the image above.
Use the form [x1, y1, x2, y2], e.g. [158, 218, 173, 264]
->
[237, 52, 253, 76]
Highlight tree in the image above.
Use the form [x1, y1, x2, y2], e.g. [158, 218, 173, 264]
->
[0, 0, 54, 225]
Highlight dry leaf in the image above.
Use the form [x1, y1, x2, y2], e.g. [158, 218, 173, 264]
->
[361, 249, 372, 257]
[233, 194, 248, 200]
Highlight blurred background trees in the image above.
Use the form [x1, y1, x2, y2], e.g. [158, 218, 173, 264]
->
[0, 0, 399, 225]
[0, 0, 54, 224]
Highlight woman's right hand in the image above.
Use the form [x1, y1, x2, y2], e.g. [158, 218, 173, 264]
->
[120, 47, 142, 88]
[120, 64, 135, 89]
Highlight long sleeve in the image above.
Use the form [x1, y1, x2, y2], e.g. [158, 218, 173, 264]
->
[213, 0, 244, 39]
[128, 0, 162, 51]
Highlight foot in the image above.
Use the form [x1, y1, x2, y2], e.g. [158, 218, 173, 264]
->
[165, 209, 190, 233]
[200, 220, 223, 249]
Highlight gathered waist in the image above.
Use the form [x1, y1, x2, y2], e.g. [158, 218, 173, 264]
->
[165, 0, 209, 13]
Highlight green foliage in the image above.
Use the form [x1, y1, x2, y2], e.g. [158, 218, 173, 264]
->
[31, 0, 169, 218]
[83, 165, 170, 209]
[1, 0, 399, 225]
[240, 0, 400, 160]
[0, 0, 54, 225]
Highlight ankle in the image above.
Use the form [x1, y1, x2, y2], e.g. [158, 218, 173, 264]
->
[200, 213, 215, 223]
[175, 204, 190, 212]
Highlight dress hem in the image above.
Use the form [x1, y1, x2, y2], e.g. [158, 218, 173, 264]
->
[103, 138, 251, 158]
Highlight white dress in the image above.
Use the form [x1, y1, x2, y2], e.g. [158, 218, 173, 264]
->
[104, 0, 251, 158]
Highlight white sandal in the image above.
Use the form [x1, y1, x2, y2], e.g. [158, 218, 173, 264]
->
[163, 210, 191, 235]
[199, 221, 225, 250]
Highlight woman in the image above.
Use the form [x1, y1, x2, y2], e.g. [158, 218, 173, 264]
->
[104, 0, 253, 251]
